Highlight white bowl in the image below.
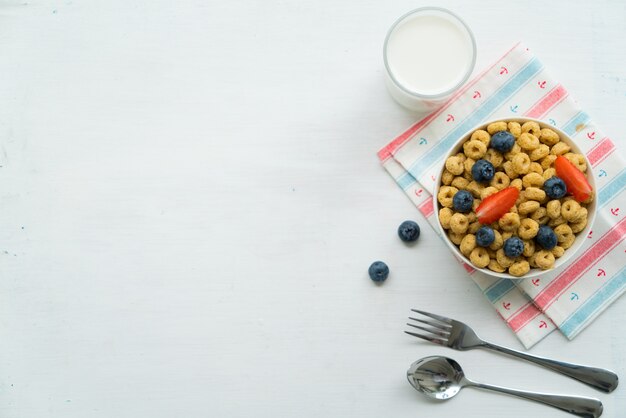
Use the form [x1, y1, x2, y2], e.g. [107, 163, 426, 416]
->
[433, 117, 596, 279]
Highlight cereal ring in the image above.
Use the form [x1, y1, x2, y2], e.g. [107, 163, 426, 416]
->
[560, 233, 575, 249]
[463, 140, 487, 160]
[518, 218, 539, 239]
[451, 176, 470, 190]
[521, 121, 541, 136]
[509, 260, 530, 277]
[480, 186, 499, 200]
[530, 144, 550, 161]
[542, 168, 557, 181]
[508, 121, 522, 138]
[498, 212, 520, 232]
[447, 230, 465, 245]
[465, 181, 483, 198]
[546, 200, 561, 219]
[539, 128, 560, 146]
[552, 246, 565, 258]
[522, 172, 544, 188]
[551, 141, 571, 155]
[518, 133, 540, 151]
[530, 207, 549, 225]
[504, 143, 522, 161]
[496, 248, 516, 267]
[450, 213, 469, 234]
[460, 234, 477, 257]
[439, 208, 454, 229]
[554, 224, 574, 243]
[515, 190, 527, 205]
[485, 149, 504, 168]
[564, 152, 587, 172]
[487, 259, 506, 273]
[470, 130, 491, 146]
[441, 170, 455, 185]
[510, 178, 523, 191]
[524, 187, 546, 202]
[570, 216, 588, 233]
[467, 211, 477, 223]
[501, 231, 514, 241]
[464, 157, 475, 174]
[487, 121, 508, 134]
[469, 247, 490, 268]
[529, 162, 543, 175]
[454, 152, 467, 163]
[518, 201, 540, 216]
[508, 204, 518, 214]
[535, 250, 555, 270]
[490, 172, 510, 190]
[512, 153, 531, 174]
[548, 215, 567, 227]
[523, 239, 536, 257]
[489, 230, 503, 250]
[445, 156, 464, 175]
[468, 220, 481, 234]
[540, 155, 557, 170]
[437, 186, 458, 208]
[561, 200, 582, 221]
[463, 171, 473, 181]
[503, 161, 520, 179]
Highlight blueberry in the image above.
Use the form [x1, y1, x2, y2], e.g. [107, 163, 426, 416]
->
[535, 225, 558, 250]
[452, 190, 474, 213]
[471, 159, 495, 183]
[398, 220, 420, 242]
[476, 226, 495, 247]
[368, 261, 389, 282]
[503, 237, 524, 258]
[544, 176, 567, 199]
[490, 131, 516, 153]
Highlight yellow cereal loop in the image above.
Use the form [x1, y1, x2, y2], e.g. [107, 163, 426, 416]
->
[498, 212, 520, 232]
[439, 208, 453, 229]
[512, 153, 531, 174]
[540, 155, 557, 170]
[524, 187, 546, 202]
[463, 171, 473, 181]
[561, 200, 582, 221]
[535, 250, 555, 270]
[489, 230, 503, 250]
[470, 129, 491, 146]
[468, 220, 481, 234]
[503, 161, 520, 179]
[447, 230, 465, 245]
[521, 121, 541, 136]
[441, 170, 454, 185]
[488, 259, 506, 273]
[564, 152, 587, 172]
[467, 212, 477, 223]
[552, 246, 565, 258]
[530, 144, 550, 161]
[570, 216, 588, 233]
[507, 121, 522, 138]
[518, 133, 540, 151]
[487, 121, 508, 134]
[522, 172, 544, 188]
[451, 176, 470, 190]
[551, 141, 571, 155]
[490, 172, 510, 190]
[530, 207, 549, 225]
[515, 190, 527, 205]
[554, 224, 574, 243]
[485, 149, 504, 168]
[548, 215, 567, 227]
[542, 168, 557, 181]
[480, 186, 499, 200]
[465, 181, 483, 198]
[523, 240, 535, 258]
[463, 139, 487, 160]
[518, 201, 540, 216]
[539, 128, 560, 146]
[528, 252, 538, 268]
[464, 157, 475, 174]
[546, 200, 561, 219]
[529, 162, 543, 175]
[437, 186, 458, 208]
[504, 143, 522, 161]
[445, 156, 464, 175]
[455, 152, 467, 163]
[496, 248, 516, 268]
[501, 231, 513, 241]
[450, 213, 469, 234]
[469, 247, 490, 268]
[561, 233, 575, 250]
[510, 178, 523, 191]
[460, 234, 477, 257]
[509, 260, 530, 277]
[518, 218, 539, 239]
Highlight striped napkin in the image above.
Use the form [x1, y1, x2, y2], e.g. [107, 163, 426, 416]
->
[378, 42, 626, 348]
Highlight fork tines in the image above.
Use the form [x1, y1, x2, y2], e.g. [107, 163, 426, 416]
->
[405, 309, 452, 346]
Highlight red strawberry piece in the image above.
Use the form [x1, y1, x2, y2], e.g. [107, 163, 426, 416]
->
[554, 156, 593, 202]
[475, 187, 519, 224]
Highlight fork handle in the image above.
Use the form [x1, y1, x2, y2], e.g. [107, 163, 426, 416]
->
[481, 342, 618, 393]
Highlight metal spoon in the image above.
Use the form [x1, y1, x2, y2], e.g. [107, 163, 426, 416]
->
[407, 356, 603, 418]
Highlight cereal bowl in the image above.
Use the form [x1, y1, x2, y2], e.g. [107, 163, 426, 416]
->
[433, 118, 596, 279]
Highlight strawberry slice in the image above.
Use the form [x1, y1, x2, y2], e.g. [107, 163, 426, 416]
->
[475, 187, 519, 224]
[554, 155, 593, 202]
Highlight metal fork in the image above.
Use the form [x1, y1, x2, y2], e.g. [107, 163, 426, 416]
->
[405, 309, 618, 393]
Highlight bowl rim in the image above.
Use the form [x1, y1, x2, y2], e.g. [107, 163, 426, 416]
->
[433, 117, 597, 280]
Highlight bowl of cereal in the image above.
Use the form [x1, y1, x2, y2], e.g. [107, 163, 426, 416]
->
[434, 118, 596, 279]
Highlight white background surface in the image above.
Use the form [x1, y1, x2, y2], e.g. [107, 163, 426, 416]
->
[0, 0, 625, 417]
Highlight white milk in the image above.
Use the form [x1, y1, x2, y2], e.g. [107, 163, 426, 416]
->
[384, 8, 476, 111]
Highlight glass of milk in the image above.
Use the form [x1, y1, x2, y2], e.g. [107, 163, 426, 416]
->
[383, 7, 476, 112]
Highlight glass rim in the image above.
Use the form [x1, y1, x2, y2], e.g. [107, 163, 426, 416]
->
[383, 7, 477, 100]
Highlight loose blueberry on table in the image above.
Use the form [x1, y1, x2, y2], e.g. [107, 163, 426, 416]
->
[368, 261, 389, 283]
[398, 220, 420, 242]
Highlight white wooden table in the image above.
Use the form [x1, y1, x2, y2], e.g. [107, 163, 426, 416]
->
[0, 0, 625, 416]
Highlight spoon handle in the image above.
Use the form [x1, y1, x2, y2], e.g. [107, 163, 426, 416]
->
[481, 342, 618, 393]
[467, 380, 603, 418]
